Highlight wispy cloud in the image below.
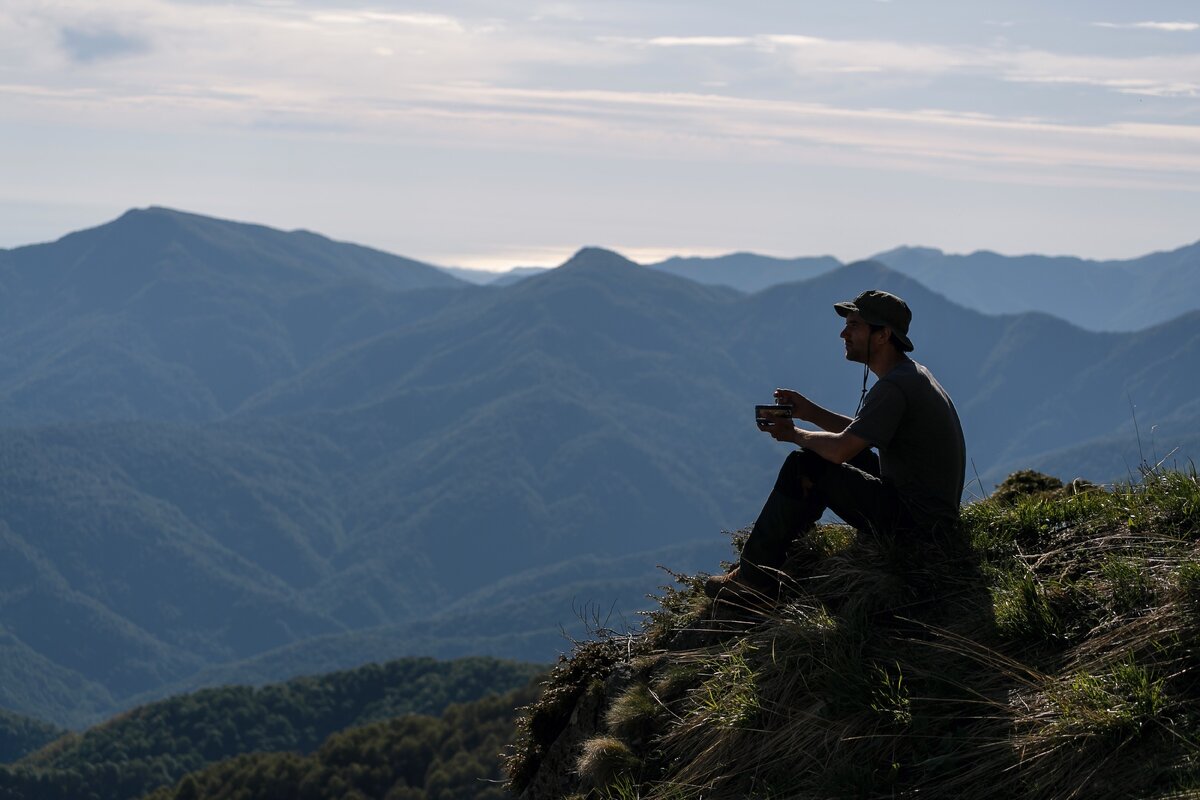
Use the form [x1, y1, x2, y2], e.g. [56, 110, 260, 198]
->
[1007, 75, 1199, 98]
[355, 84, 1200, 188]
[308, 11, 464, 32]
[1001, 49, 1200, 98]
[617, 31, 1200, 98]
[762, 34, 976, 74]
[1093, 21, 1199, 32]
[646, 36, 752, 47]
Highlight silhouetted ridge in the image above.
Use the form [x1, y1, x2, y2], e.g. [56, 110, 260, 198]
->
[45, 206, 464, 294]
[647, 251, 840, 293]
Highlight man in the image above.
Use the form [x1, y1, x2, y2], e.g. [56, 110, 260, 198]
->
[705, 289, 966, 599]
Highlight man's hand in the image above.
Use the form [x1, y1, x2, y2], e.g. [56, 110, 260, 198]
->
[774, 388, 817, 423]
[757, 415, 798, 443]
[775, 388, 853, 434]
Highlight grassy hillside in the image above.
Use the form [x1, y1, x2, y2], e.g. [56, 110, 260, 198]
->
[508, 468, 1200, 799]
[0, 656, 539, 800]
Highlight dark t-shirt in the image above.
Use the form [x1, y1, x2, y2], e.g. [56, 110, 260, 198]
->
[845, 358, 966, 527]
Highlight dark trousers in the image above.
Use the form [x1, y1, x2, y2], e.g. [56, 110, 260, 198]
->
[739, 448, 915, 584]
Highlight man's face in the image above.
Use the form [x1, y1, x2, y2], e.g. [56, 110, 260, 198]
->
[840, 311, 875, 363]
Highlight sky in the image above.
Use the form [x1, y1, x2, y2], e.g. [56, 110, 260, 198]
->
[2, 0, 1199, 269]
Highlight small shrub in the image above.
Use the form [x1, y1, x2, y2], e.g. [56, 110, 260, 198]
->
[992, 470, 1064, 506]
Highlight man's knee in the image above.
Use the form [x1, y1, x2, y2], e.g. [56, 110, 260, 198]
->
[775, 449, 830, 498]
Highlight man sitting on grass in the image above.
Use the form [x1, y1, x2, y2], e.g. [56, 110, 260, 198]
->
[706, 289, 966, 601]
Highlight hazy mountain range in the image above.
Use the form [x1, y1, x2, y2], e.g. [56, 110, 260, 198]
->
[454, 242, 1200, 333]
[1, 207, 1196, 727]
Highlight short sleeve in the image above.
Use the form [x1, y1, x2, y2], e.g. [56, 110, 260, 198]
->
[846, 379, 906, 448]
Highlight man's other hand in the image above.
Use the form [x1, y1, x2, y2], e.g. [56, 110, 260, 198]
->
[774, 388, 816, 421]
[757, 416, 798, 443]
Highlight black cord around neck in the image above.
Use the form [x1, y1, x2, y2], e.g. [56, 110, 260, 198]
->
[855, 338, 871, 417]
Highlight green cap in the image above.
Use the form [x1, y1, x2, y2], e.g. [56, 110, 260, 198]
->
[834, 290, 914, 352]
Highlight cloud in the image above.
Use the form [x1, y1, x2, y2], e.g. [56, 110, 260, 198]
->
[1001, 49, 1200, 98]
[608, 30, 1200, 99]
[381, 84, 1200, 188]
[309, 11, 464, 32]
[1093, 21, 1199, 32]
[748, 32, 1200, 98]
[59, 26, 150, 63]
[7, 1, 1200, 195]
[646, 36, 752, 47]
[1007, 74, 1199, 98]
[762, 34, 974, 74]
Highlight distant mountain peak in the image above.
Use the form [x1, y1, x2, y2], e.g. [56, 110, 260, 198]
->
[840, 258, 894, 276]
[869, 245, 945, 261]
[558, 246, 640, 272]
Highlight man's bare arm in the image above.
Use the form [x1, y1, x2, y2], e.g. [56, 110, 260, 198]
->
[761, 417, 869, 464]
[791, 428, 869, 464]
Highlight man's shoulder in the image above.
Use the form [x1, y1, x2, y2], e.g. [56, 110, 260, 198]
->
[883, 359, 942, 388]
[879, 358, 921, 387]
[879, 359, 959, 413]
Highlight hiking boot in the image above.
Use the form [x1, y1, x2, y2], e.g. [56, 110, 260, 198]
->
[703, 565, 777, 606]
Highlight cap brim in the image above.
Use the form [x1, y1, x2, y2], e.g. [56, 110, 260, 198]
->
[834, 300, 915, 351]
[835, 301, 886, 327]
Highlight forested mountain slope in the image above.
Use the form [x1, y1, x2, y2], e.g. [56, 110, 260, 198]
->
[0, 656, 538, 800]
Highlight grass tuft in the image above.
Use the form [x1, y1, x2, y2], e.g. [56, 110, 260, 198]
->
[605, 684, 659, 744]
[577, 736, 641, 792]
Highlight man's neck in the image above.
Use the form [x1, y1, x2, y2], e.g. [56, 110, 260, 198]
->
[868, 348, 906, 379]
